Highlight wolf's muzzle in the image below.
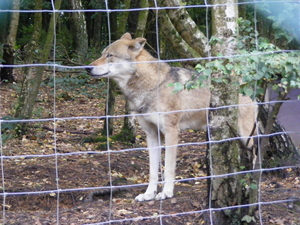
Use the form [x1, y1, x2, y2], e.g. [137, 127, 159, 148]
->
[85, 66, 93, 74]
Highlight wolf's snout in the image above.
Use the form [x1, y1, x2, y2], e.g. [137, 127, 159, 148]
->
[85, 66, 93, 74]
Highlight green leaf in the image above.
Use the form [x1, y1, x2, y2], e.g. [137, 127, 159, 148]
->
[240, 179, 246, 185]
[242, 215, 256, 223]
[225, 63, 234, 71]
[195, 64, 205, 72]
[243, 87, 253, 97]
[171, 82, 184, 93]
[185, 81, 196, 90]
[250, 183, 258, 190]
[203, 69, 212, 76]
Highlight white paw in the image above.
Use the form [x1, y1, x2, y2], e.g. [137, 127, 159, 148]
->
[135, 192, 156, 202]
[154, 191, 173, 200]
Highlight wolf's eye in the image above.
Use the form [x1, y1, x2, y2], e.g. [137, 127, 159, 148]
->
[106, 53, 113, 58]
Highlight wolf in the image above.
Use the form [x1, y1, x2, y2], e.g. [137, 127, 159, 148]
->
[86, 33, 256, 202]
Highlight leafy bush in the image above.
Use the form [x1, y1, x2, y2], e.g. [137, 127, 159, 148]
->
[176, 18, 300, 101]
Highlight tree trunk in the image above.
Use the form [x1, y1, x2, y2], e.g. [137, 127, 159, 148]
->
[116, 0, 148, 143]
[102, 80, 117, 136]
[118, 0, 138, 143]
[0, 1, 11, 43]
[161, 0, 209, 57]
[117, 0, 131, 38]
[135, 0, 148, 37]
[115, 0, 149, 143]
[119, 101, 136, 143]
[92, 13, 103, 48]
[1, 45, 15, 82]
[160, 10, 202, 60]
[102, 1, 133, 138]
[15, 0, 43, 118]
[101, 1, 118, 136]
[69, 0, 88, 63]
[148, 0, 203, 63]
[0, 0, 20, 82]
[208, 0, 252, 223]
[15, 0, 63, 119]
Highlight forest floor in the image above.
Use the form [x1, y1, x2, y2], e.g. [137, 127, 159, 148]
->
[0, 70, 299, 225]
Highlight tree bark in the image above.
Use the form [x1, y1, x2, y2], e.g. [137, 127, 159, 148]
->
[69, 0, 88, 63]
[135, 0, 148, 37]
[208, 0, 251, 223]
[15, 0, 43, 118]
[102, 1, 137, 141]
[161, 0, 209, 57]
[0, 1, 11, 43]
[15, 0, 63, 119]
[114, 0, 149, 143]
[0, 0, 20, 82]
[101, 1, 117, 136]
[160, 10, 201, 60]
[148, 0, 204, 63]
[117, 0, 131, 38]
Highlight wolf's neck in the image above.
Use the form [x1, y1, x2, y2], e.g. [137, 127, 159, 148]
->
[115, 49, 171, 96]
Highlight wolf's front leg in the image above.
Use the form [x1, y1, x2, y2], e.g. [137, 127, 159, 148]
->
[135, 133, 161, 202]
[155, 127, 179, 200]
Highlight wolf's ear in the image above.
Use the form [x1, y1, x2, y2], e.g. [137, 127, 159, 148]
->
[121, 33, 132, 40]
[129, 38, 146, 53]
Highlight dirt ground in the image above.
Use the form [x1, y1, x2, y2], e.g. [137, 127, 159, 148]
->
[0, 70, 299, 225]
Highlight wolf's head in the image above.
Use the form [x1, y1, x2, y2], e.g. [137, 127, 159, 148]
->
[86, 33, 146, 80]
